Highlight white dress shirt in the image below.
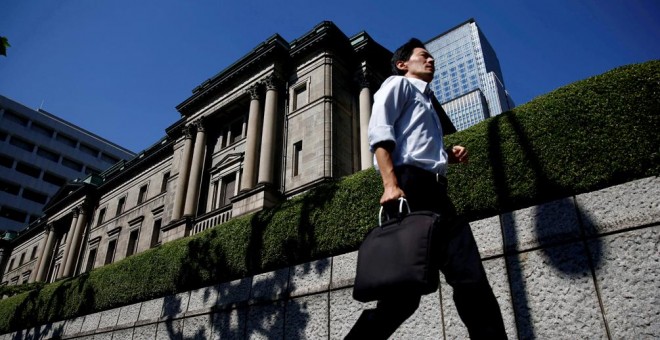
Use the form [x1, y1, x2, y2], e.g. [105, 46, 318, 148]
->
[368, 75, 448, 175]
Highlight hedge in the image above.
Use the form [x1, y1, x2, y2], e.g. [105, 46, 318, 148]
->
[0, 60, 658, 334]
[445, 59, 660, 218]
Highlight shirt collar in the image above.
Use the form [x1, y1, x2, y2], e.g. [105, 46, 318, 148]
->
[405, 77, 431, 95]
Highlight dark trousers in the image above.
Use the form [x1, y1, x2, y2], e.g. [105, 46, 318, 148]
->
[346, 165, 507, 339]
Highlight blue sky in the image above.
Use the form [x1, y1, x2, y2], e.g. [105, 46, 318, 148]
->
[1, 0, 658, 153]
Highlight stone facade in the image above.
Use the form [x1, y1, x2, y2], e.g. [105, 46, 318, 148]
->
[0, 21, 391, 286]
[3, 176, 657, 339]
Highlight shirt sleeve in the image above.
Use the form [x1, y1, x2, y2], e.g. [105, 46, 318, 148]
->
[367, 77, 409, 152]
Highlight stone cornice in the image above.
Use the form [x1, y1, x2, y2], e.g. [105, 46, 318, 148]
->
[289, 21, 353, 61]
[350, 31, 392, 87]
[176, 34, 290, 116]
[98, 138, 175, 194]
[176, 21, 361, 118]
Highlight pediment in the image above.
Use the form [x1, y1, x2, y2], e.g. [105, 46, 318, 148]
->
[42, 181, 86, 211]
[210, 152, 244, 174]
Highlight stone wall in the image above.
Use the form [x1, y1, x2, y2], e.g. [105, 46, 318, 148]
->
[3, 176, 658, 339]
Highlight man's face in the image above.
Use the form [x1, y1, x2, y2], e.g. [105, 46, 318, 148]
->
[398, 47, 435, 82]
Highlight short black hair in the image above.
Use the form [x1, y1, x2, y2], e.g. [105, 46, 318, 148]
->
[391, 38, 427, 75]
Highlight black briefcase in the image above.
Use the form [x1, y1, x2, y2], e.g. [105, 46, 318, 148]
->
[353, 199, 441, 302]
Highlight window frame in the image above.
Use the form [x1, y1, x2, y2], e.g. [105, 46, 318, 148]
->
[137, 184, 149, 205]
[116, 197, 126, 216]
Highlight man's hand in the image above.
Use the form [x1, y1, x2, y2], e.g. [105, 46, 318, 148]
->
[448, 145, 468, 164]
[380, 184, 405, 206]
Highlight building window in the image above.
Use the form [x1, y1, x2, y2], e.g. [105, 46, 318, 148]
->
[97, 208, 106, 226]
[0, 179, 21, 195]
[16, 162, 41, 178]
[85, 166, 100, 175]
[31, 122, 54, 138]
[18, 253, 25, 266]
[30, 246, 38, 260]
[116, 197, 126, 216]
[62, 158, 83, 172]
[150, 219, 162, 247]
[0, 206, 27, 223]
[220, 130, 227, 149]
[22, 188, 48, 204]
[4, 110, 29, 126]
[220, 173, 236, 207]
[43, 172, 66, 186]
[293, 141, 303, 177]
[100, 153, 119, 164]
[293, 84, 308, 110]
[211, 180, 220, 210]
[160, 172, 170, 193]
[48, 263, 59, 283]
[55, 133, 77, 148]
[104, 239, 117, 264]
[36, 147, 60, 162]
[21, 272, 31, 284]
[85, 248, 97, 272]
[137, 185, 148, 205]
[79, 143, 99, 157]
[0, 153, 13, 168]
[126, 229, 140, 257]
[7, 258, 14, 271]
[228, 119, 244, 145]
[9, 136, 35, 152]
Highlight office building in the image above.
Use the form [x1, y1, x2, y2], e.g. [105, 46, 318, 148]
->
[426, 18, 515, 131]
[0, 95, 136, 232]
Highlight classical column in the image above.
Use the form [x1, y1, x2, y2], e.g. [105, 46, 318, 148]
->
[257, 75, 279, 184]
[57, 208, 79, 279]
[29, 225, 52, 283]
[34, 224, 57, 282]
[358, 70, 374, 170]
[184, 120, 207, 216]
[240, 85, 263, 192]
[172, 126, 194, 220]
[62, 205, 88, 278]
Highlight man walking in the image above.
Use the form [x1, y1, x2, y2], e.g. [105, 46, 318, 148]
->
[346, 38, 507, 339]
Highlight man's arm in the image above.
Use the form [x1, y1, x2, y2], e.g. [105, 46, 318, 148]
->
[373, 141, 405, 205]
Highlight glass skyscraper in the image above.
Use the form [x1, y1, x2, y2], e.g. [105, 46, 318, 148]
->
[426, 18, 515, 131]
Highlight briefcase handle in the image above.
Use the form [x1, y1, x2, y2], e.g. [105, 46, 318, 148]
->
[379, 198, 411, 226]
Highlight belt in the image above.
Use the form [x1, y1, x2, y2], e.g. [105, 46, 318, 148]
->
[395, 165, 447, 185]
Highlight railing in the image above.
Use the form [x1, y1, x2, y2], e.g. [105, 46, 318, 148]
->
[191, 206, 232, 236]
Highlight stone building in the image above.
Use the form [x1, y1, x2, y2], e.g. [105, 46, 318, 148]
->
[0, 21, 391, 286]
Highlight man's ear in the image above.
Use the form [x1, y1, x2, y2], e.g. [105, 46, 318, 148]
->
[395, 60, 408, 73]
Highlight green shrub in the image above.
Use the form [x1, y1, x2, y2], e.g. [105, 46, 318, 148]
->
[1, 60, 658, 334]
[446, 60, 660, 218]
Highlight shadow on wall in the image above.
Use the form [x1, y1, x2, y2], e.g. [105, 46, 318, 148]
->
[152, 181, 340, 339]
[489, 113, 605, 339]
[10, 323, 64, 340]
[8, 270, 96, 339]
[6, 191, 331, 339]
